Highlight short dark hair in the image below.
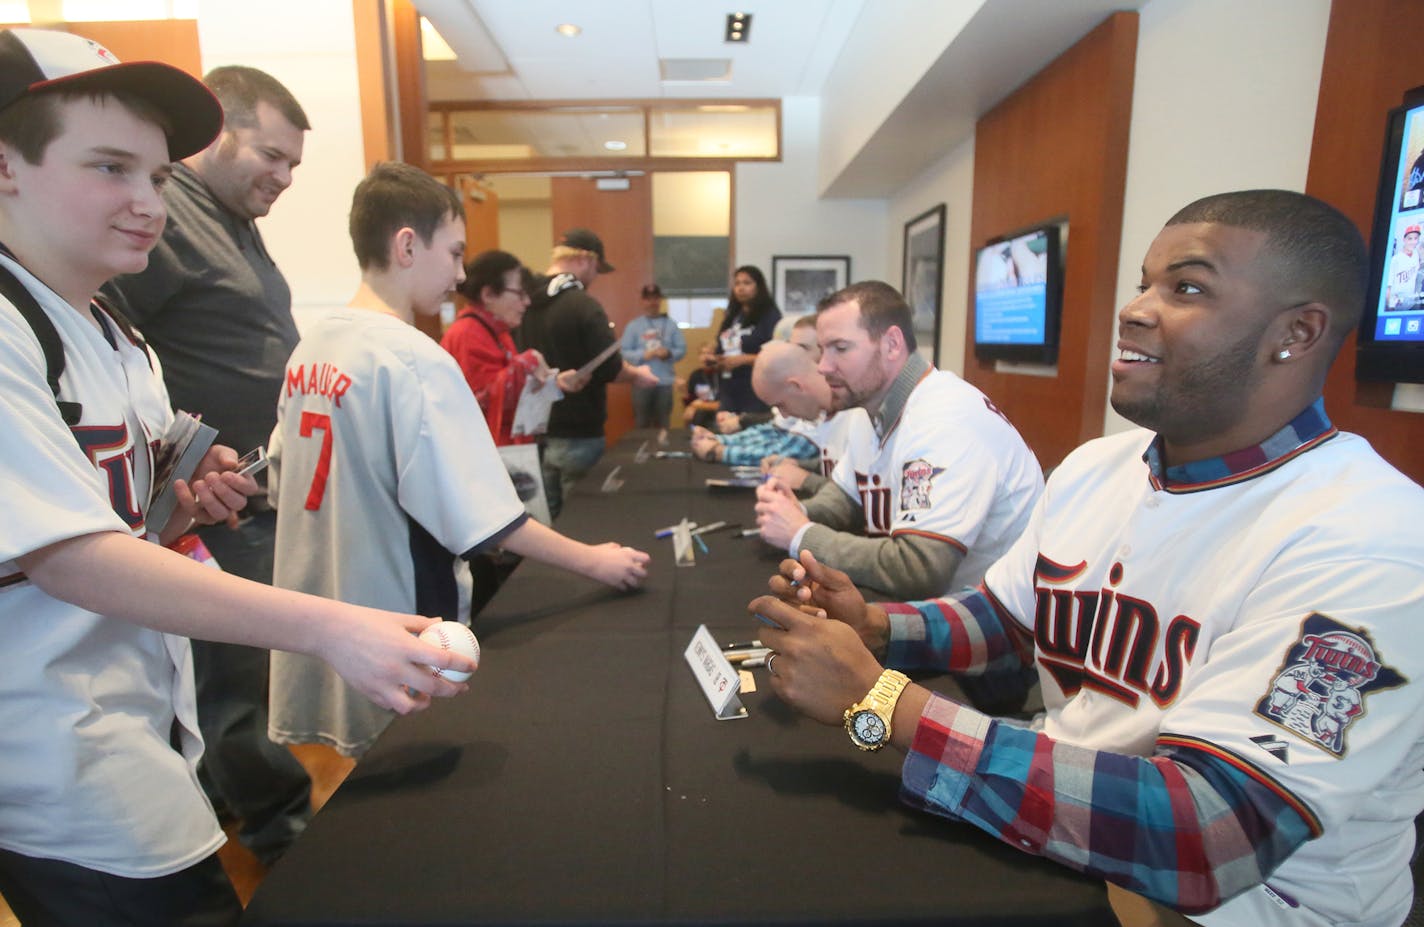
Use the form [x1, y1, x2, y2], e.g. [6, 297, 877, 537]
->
[0, 88, 171, 164]
[204, 65, 310, 132]
[458, 249, 524, 303]
[822, 280, 917, 353]
[1167, 190, 1367, 345]
[348, 162, 463, 271]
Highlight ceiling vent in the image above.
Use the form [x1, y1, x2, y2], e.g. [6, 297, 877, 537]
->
[659, 58, 732, 83]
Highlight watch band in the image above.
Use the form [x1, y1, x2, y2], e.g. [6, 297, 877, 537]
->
[844, 669, 911, 751]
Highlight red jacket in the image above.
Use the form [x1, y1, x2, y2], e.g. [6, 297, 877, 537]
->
[441, 306, 540, 446]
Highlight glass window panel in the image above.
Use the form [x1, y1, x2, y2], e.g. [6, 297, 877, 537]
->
[666, 297, 724, 330]
[447, 108, 643, 160]
[648, 105, 777, 158]
[427, 112, 446, 161]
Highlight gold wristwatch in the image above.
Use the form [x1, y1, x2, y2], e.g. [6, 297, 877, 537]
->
[844, 669, 911, 751]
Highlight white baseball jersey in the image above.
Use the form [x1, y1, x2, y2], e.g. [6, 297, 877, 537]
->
[829, 368, 1043, 590]
[0, 254, 222, 877]
[1387, 250, 1419, 308]
[810, 408, 871, 479]
[268, 308, 527, 757]
[984, 424, 1424, 927]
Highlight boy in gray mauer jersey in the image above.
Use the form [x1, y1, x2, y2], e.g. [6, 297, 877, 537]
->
[267, 162, 650, 758]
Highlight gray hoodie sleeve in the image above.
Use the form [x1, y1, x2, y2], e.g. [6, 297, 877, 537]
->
[802, 480, 862, 531]
[798, 523, 965, 600]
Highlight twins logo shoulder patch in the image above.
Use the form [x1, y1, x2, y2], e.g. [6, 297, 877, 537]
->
[1254, 613, 1407, 757]
[900, 458, 945, 512]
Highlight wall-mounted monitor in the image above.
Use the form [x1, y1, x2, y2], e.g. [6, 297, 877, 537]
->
[972, 224, 1064, 364]
[1358, 85, 1424, 383]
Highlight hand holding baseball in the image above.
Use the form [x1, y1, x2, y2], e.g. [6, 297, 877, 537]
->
[418, 621, 481, 683]
[316, 610, 476, 714]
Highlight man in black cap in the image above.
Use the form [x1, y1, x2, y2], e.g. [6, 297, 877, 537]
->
[517, 228, 659, 517]
[620, 281, 685, 431]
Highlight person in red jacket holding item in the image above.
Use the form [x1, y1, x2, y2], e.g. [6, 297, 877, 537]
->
[441, 250, 586, 445]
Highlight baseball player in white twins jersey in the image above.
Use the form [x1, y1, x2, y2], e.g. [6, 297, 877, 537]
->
[822, 364, 1042, 590]
[751, 191, 1424, 926]
[983, 422, 1424, 925]
[757, 282, 1042, 602]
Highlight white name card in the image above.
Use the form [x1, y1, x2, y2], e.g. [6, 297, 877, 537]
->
[683, 625, 747, 720]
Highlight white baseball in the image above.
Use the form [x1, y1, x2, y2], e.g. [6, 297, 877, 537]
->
[418, 621, 481, 683]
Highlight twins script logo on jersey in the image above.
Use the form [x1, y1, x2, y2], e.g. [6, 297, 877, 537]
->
[73, 423, 145, 531]
[1032, 554, 1203, 709]
[900, 458, 944, 512]
[1254, 613, 1405, 757]
[854, 471, 892, 535]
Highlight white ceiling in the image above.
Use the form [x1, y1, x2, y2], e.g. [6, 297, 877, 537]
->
[411, 1, 1153, 196]
[417, 0, 866, 102]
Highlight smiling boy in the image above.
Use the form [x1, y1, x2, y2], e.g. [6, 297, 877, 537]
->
[0, 30, 473, 926]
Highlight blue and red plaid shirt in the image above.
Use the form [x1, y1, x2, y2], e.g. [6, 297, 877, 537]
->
[881, 402, 1336, 914]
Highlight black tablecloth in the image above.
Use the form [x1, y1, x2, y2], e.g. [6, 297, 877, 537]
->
[240, 431, 1114, 927]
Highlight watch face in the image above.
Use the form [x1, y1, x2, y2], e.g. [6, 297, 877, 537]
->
[852, 710, 886, 744]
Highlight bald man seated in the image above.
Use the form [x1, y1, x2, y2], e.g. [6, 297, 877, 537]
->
[691, 321, 864, 473]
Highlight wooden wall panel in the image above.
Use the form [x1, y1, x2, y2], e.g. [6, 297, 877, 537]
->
[1307, 0, 1424, 483]
[963, 12, 1137, 471]
[550, 176, 655, 443]
[59, 20, 201, 77]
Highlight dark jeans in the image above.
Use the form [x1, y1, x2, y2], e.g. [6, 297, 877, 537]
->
[541, 436, 605, 519]
[194, 513, 312, 865]
[630, 384, 673, 429]
[0, 848, 241, 927]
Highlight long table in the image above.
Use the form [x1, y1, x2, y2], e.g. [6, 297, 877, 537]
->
[240, 432, 1115, 926]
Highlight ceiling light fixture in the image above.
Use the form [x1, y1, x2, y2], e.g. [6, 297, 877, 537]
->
[603, 140, 628, 151]
[555, 23, 581, 38]
[724, 12, 751, 43]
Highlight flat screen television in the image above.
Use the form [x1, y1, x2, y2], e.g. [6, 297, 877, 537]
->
[1358, 85, 1424, 383]
[972, 224, 1063, 364]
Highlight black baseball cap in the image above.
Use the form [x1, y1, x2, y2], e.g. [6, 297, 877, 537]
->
[0, 28, 223, 160]
[560, 227, 614, 273]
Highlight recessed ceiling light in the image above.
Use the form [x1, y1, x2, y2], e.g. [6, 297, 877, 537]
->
[555, 23, 581, 38]
[725, 12, 751, 43]
[603, 140, 628, 151]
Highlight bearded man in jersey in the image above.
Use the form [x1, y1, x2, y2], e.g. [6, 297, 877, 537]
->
[754, 281, 1043, 712]
[751, 190, 1424, 927]
[755, 281, 1042, 599]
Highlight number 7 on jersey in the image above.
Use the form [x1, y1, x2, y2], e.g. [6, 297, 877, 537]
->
[299, 411, 333, 511]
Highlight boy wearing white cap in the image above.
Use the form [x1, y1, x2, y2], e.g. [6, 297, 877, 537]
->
[0, 29, 474, 925]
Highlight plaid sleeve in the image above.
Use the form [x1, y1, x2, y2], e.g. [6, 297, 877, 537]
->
[899, 696, 1315, 914]
[882, 586, 1034, 677]
[718, 424, 818, 467]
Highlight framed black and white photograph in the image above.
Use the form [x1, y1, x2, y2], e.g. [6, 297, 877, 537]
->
[902, 204, 946, 366]
[771, 255, 851, 319]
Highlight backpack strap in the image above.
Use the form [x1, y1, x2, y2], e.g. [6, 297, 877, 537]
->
[0, 260, 82, 426]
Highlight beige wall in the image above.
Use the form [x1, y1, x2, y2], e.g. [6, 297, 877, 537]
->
[652, 172, 731, 236]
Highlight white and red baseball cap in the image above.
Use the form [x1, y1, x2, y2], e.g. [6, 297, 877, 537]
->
[0, 28, 222, 160]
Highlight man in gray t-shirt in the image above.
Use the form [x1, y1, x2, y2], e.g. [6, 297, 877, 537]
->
[106, 66, 312, 867]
